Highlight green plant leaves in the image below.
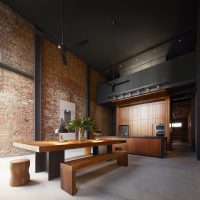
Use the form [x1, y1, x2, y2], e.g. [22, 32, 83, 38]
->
[65, 116, 96, 132]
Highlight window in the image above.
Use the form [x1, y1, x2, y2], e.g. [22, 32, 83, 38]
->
[169, 123, 182, 128]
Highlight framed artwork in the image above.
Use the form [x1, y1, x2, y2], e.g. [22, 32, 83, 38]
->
[118, 125, 129, 137]
[59, 100, 76, 132]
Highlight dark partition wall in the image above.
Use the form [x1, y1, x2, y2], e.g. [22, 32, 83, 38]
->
[196, 1, 200, 160]
[97, 52, 196, 104]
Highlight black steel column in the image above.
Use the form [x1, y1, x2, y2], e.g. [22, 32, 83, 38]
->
[196, 1, 200, 160]
[86, 65, 90, 138]
[191, 96, 196, 151]
[111, 105, 116, 136]
[34, 34, 42, 141]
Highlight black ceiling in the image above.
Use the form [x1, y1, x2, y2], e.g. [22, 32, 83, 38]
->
[2, 0, 197, 78]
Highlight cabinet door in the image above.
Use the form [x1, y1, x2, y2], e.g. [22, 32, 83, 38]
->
[131, 120, 140, 136]
[140, 105, 148, 120]
[132, 106, 140, 120]
[121, 139, 128, 151]
[140, 119, 149, 136]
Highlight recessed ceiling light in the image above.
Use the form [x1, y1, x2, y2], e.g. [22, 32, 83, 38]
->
[106, 69, 109, 73]
[136, 58, 138, 61]
[178, 39, 181, 42]
[153, 49, 157, 53]
[119, 65, 122, 68]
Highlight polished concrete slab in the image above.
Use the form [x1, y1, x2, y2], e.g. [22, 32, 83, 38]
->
[0, 150, 200, 200]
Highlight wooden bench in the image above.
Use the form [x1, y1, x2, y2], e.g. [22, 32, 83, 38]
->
[60, 151, 128, 195]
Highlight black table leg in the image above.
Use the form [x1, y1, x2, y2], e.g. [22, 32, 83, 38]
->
[35, 152, 47, 172]
[35, 150, 65, 180]
[107, 144, 113, 153]
[47, 150, 65, 180]
[93, 146, 99, 155]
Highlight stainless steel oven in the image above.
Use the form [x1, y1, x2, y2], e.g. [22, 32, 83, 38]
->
[154, 123, 165, 136]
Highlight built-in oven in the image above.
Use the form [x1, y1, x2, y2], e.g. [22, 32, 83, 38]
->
[154, 123, 165, 137]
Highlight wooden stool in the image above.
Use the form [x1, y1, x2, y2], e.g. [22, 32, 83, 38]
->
[9, 159, 30, 187]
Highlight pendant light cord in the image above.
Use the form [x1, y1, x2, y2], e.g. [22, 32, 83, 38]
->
[112, 19, 116, 80]
[61, 0, 64, 44]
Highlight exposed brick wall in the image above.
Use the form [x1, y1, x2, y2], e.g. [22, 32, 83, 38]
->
[0, 2, 34, 75]
[0, 2, 34, 156]
[0, 2, 111, 156]
[41, 39, 87, 140]
[41, 39, 112, 140]
[0, 69, 34, 156]
[90, 69, 111, 135]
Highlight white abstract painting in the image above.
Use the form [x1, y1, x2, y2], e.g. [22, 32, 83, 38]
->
[59, 100, 76, 132]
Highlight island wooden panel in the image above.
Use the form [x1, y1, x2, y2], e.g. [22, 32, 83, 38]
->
[99, 136, 167, 158]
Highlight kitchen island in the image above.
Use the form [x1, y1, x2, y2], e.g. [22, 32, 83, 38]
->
[98, 136, 167, 158]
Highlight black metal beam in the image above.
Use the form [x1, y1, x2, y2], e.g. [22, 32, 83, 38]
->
[86, 65, 90, 117]
[34, 34, 42, 141]
[111, 105, 116, 136]
[0, 61, 33, 79]
[86, 65, 90, 139]
[196, 0, 200, 160]
[191, 95, 196, 151]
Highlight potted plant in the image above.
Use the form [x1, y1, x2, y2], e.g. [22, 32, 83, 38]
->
[65, 117, 96, 141]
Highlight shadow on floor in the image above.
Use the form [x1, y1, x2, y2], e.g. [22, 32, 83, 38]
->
[77, 162, 119, 183]
[24, 180, 42, 186]
[165, 150, 195, 158]
[77, 159, 142, 184]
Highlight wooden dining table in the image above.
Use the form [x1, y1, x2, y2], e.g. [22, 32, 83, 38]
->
[13, 139, 126, 180]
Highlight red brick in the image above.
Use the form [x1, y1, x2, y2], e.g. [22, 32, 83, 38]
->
[0, 2, 111, 156]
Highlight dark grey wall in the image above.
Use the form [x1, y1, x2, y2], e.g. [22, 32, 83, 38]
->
[196, 1, 200, 160]
[97, 52, 196, 104]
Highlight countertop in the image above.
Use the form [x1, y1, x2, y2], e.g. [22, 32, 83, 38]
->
[98, 136, 166, 139]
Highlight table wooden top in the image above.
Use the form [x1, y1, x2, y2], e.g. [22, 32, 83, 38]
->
[13, 139, 126, 153]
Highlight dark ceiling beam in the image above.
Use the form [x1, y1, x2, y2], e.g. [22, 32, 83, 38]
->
[0, 61, 34, 79]
[113, 30, 194, 67]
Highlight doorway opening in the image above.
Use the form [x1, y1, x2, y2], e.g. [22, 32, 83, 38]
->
[168, 83, 196, 152]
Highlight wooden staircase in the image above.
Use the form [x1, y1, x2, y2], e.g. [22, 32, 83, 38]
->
[172, 141, 191, 151]
[171, 131, 188, 143]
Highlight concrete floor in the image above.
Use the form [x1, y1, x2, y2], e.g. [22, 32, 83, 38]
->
[0, 150, 200, 200]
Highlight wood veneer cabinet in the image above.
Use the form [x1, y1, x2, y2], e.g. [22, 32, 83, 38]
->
[99, 136, 167, 158]
[115, 91, 170, 147]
